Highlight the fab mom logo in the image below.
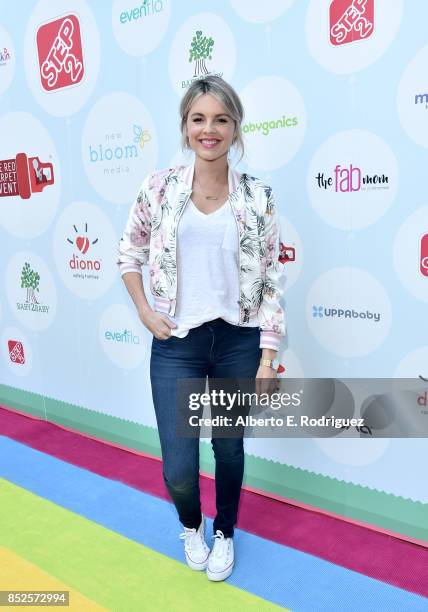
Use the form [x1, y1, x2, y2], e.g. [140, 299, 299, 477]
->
[0, 153, 54, 199]
[67, 222, 101, 280]
[183, 29, 222, 88]
[17, 262, 49, 314]
[316, 164, 389, 192]
[329, 0, 374, 47]
[36, 14, 84, 91]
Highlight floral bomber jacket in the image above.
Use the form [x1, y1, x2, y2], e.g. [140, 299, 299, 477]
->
[117, 162, 286, 351]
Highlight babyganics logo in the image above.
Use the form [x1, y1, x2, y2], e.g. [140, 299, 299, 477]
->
[312, 305, 380, 322]
[0, 46, 11, 67]
[329, 0, 374, 46]
[315, 164, 389, 192]
[0, 153, 54, 199]
[36, 14, 84, 91]
[8, 340, 25, 365]
[67, 223, 101, 280]
[420, 233, 428, 278]
[119, 0, 165, 23]
[87, 125, 151, 176]
[242, 115, 298, 137]
[183, 30, 222, 88]
[17, 263, 50, 314]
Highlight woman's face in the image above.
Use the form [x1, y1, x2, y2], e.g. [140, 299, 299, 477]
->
[185, 94, 235, 163]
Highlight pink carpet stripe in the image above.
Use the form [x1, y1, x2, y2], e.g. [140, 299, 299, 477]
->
[1, 404, 427, 599]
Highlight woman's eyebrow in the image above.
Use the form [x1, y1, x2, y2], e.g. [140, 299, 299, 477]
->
[190, 112, 230, 117]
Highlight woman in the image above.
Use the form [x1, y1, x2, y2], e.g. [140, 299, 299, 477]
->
[117, 76, 285, 581]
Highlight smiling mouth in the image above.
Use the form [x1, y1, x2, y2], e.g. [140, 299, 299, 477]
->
[199, 139, 220, 146]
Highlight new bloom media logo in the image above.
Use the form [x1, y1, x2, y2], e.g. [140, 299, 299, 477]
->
[329, 0, 374, 47]
[8, 340, 25, 364]
[16, 262, 50, 314]
[87, 124, 151, 176]
[182, 29, 222, 89]
[0, 153, 54, 199]
[312, 305, 381, 322]
[119, 0, 166, 24]
[315, 164, 390, 193]
[0, 46, 11, 66]
[36, 14, 84, 91]
[66, 222, 101, 280]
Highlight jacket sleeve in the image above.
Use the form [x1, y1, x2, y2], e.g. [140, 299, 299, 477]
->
[258, 187, 286, 351]
[117, 174, 152, 276]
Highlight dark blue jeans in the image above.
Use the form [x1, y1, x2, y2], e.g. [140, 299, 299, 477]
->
[150, 318, 261, 538]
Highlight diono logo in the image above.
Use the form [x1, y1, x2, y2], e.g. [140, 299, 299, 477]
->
[420, 233, 428, 277]
[316, 164, 389, 192]
[329, 0, 374, 47]
[312, 305, 381, 322]
[37, 14, 84, 91]
[0, 153, 54, 199]
[67, 223, 102, 279]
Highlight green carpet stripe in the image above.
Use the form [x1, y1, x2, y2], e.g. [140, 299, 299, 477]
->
[0, 479, 285, 611]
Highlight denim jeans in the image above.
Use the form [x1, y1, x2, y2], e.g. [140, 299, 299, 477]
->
[150, 318, 261, 538]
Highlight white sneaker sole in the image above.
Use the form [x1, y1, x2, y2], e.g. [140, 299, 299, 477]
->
[206, 561, 234, 581]
[185, 552, 210, 571]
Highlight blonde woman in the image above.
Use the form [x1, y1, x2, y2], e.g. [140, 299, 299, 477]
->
[117, 76, 285, 581]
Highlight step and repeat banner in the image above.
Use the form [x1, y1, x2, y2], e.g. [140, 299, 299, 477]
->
[1, 0, 427, 542]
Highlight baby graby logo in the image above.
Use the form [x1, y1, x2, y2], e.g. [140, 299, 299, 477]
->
[88, 124, 151, 177]
[420, 233, 428, 277]
[0, 153, 54, 199]
[183, 29, 222, 88]
[312, 305, 381, 322]
[8, 340, 25, 364]
[0, 46, 11, 66]
[329, 0, 374, 47]
[17, 262, 49, 314]
[37, 14, 84, 91]
[315, 164, 389, 193]
[67, 222, 101, 280]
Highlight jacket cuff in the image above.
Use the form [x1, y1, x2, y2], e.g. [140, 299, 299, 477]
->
[259, 330, 281, 351]
[118, 262, 142, 276]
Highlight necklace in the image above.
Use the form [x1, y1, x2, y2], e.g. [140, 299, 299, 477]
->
[193, 177, 228, 200]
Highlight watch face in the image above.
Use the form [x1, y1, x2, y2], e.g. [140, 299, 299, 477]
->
[272, 358, 280, 371]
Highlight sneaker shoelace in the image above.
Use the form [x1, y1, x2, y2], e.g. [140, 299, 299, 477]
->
[211, 530, 230, 559]
[179, 526, 203, 552]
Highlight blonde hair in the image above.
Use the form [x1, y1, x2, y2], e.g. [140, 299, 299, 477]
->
[179, 76, 245, 164]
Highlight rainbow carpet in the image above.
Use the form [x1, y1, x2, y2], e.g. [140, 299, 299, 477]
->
[0, 405, 427, 611]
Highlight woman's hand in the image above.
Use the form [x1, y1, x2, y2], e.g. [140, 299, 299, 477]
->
[255, 364, 278, 398]
[138, 306, 177, 340]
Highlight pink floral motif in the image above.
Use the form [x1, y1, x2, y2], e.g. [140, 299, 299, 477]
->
[130, 226, 149, 247]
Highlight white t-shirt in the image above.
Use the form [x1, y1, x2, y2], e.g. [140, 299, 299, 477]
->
[166, 198, 249, 338]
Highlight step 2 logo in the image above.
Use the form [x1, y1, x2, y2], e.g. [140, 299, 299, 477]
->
[0, 153, 54, 199]
[67, 222, 101, 279]
[8, 340, 25, 364]
[37, 14, 84, 91]
[315, 164, 389, 193]
[329, 0, 374, 47]
[420, 233, 428, 277]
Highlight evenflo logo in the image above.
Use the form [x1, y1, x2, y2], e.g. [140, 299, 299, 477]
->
[312, 305, 381, 322]
[104, 328, 141, 344]
[420, 233, 428, 277]
[315, 164, 389, 192]
[119, 0, 166, 23]
[329, 0, 374, 47]
[66, 222, 101, 280]
[0, 153, 54, 199]
[36, 14, 84, 91]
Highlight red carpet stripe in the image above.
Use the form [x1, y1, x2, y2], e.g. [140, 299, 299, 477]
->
[0, 404, 427, 598]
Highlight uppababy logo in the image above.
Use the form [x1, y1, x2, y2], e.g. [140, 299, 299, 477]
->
[37, 14, 84, 91]
[119, 0, 166, 23]
[242, 115, 298, 137]
[182, 30, 222, 88]
[312, 305, 380, 322]
[315, 164, 389, 192]
[88, 125, 151, 176]
[329, 0, 374, 47]
[0, 153, 54, 199]
[16, 263, 50, 314]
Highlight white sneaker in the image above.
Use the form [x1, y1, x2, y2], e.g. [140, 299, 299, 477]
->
[206, 530, 234, 581]
[179, 514, 210, 571]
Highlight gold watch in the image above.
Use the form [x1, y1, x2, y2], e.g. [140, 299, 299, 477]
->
[260, 358, 279, 371]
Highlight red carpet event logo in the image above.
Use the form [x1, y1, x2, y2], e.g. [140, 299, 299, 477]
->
[8, 340, 25, 365]
[67, 223, 101, 278]
[0, 153, 54, 199]
[37, 15, 84, 91]
[420, 233, 428, 277]
[279, 243, 295, 265]
[329, 0, 374, 46]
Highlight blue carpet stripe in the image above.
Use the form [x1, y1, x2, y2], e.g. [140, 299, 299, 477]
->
[0, 436, 427, 611]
